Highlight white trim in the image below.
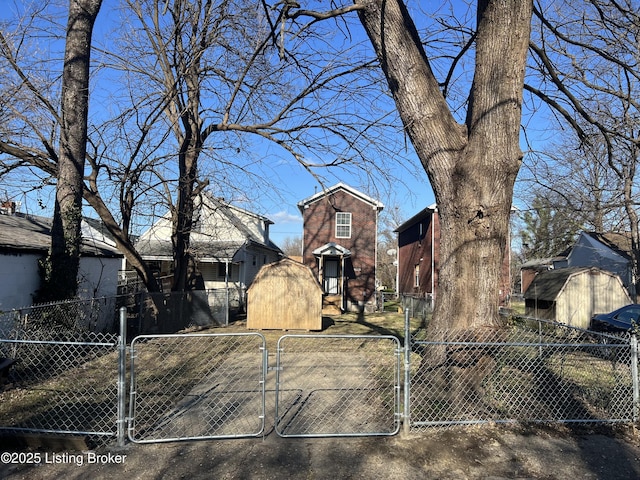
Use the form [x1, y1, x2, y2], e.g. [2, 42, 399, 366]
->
[335, 212, 352, 238]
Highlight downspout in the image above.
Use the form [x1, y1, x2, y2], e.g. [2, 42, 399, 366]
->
[225, 260, 229, 326]
[431, 213, 435, 303]
[375, 204, 379, 308]
[341, 254, 346, 312]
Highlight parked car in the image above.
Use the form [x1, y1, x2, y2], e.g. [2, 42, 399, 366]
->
[590, 304, 640, 333]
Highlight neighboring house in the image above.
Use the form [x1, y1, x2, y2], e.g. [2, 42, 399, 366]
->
[562, 232, 635, 297]
[134, 193, 282, 310]
[394, 205, 440, 303]
[523, 267, 631, 329]
[395, 204, 511, 305]
[297, 183, 384, 313]
[0, 208, 123, 312]
[519, 250, 571, 296]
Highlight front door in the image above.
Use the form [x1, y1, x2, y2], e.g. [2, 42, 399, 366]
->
[324, 259, 339, 294]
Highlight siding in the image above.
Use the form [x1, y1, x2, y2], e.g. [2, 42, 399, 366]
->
[525, 267, 631, 329]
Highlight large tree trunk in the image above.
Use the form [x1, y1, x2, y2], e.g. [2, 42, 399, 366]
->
[357, 0, 531, 402]
[172, 144, 200, 293]
[357, 0, 531, 336]
[38, 0, 103, 303]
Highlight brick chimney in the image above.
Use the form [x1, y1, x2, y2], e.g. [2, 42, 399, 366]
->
[0, 201, 16, 215]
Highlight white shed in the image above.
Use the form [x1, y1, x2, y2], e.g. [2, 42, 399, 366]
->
[524, 267, 631, 329]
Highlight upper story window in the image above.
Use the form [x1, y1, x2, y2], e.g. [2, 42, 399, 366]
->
[335, 212, 352, 238]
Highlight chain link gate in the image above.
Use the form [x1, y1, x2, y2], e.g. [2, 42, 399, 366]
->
[128, 333, 267, 443]
[274, 334, 402, 437]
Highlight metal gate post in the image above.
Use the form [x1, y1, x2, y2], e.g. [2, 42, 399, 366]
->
[403, 308, 411, 435]
[117, 306, 127, 446]
[631, 334, 639, 424]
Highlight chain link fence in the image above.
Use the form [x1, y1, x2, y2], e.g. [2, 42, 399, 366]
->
[0, 320, 121, 446]
[275, 335, 401, 437]
[400, 294, 433, 323]
[128, 333, 266, 443]
[121, 288, 241, 336]
[0, 296, 123, 333]
[1, 297, 639, 447]
[406, 316, 638, 430]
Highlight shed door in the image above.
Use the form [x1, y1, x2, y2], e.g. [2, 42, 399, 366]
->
[324, 259, 339, 294]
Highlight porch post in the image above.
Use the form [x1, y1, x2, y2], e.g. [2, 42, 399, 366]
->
[225, 260, 229, 326]
[341, 255, 346, 311]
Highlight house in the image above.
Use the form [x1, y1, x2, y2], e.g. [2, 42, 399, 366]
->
[519, 249, 570, 295]
[297, 183, 384, 313]
[523, 267, 631, 329]
[562, 232, 635, 297]
[394, 205, 440, 304]
[395, 204, 511, 305]
[134, 193, 283, 311]
[0, 208, 123, 313]
[247, 257, 323, 330]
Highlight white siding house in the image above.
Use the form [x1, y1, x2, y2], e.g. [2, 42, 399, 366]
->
[134, 193, 282, 310]
[0, 212, 123, 312]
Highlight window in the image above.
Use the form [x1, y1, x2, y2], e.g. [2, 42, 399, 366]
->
[414, 264, 420, 288]
[335, 212, 352, 238]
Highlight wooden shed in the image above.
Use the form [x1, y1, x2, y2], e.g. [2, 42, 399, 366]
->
[247, 257, 323, 330]
[524, 267, 631, 329]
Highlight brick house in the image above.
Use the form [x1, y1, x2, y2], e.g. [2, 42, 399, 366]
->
[297, 183, 384, 313]
[395, 205, 440, 303]
[395, 205, 511, 306]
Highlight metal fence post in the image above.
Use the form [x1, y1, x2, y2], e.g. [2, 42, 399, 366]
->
[631, 334, 639, 424]
[117, 306, 127, 446]
[403, 308, 411, 435]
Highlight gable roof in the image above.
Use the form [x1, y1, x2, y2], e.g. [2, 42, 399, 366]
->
[204, 194, 276, 247]
[395, 204, 437, 233]
[582, 232, 632, 260]
[296, 182, 384, 213]
[0, 213, 122, 257]
[135, 194, 281, 260]
[523, 267, 617, 301]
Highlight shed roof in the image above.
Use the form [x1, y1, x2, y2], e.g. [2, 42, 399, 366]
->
[248, 257, 322, 292]
[523, 267, 616, 301]
[0, 213, 122, 257]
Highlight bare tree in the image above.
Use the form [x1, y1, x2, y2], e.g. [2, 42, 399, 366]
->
[525, 0, 640, 299]
[355, 1, 531, 336]
[517, 131, 626, 259]
[279, 236, 303, 258]
[0, 0, 103, 302]
[0, 0, 405, 297]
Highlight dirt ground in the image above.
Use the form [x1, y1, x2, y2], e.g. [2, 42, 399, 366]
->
[1, 424, 640, 479]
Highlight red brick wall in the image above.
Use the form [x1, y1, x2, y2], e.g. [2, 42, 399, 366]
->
[302, 189, 378, 304]
[397, 210, 511, 304]
[397, 211, 439, 296]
